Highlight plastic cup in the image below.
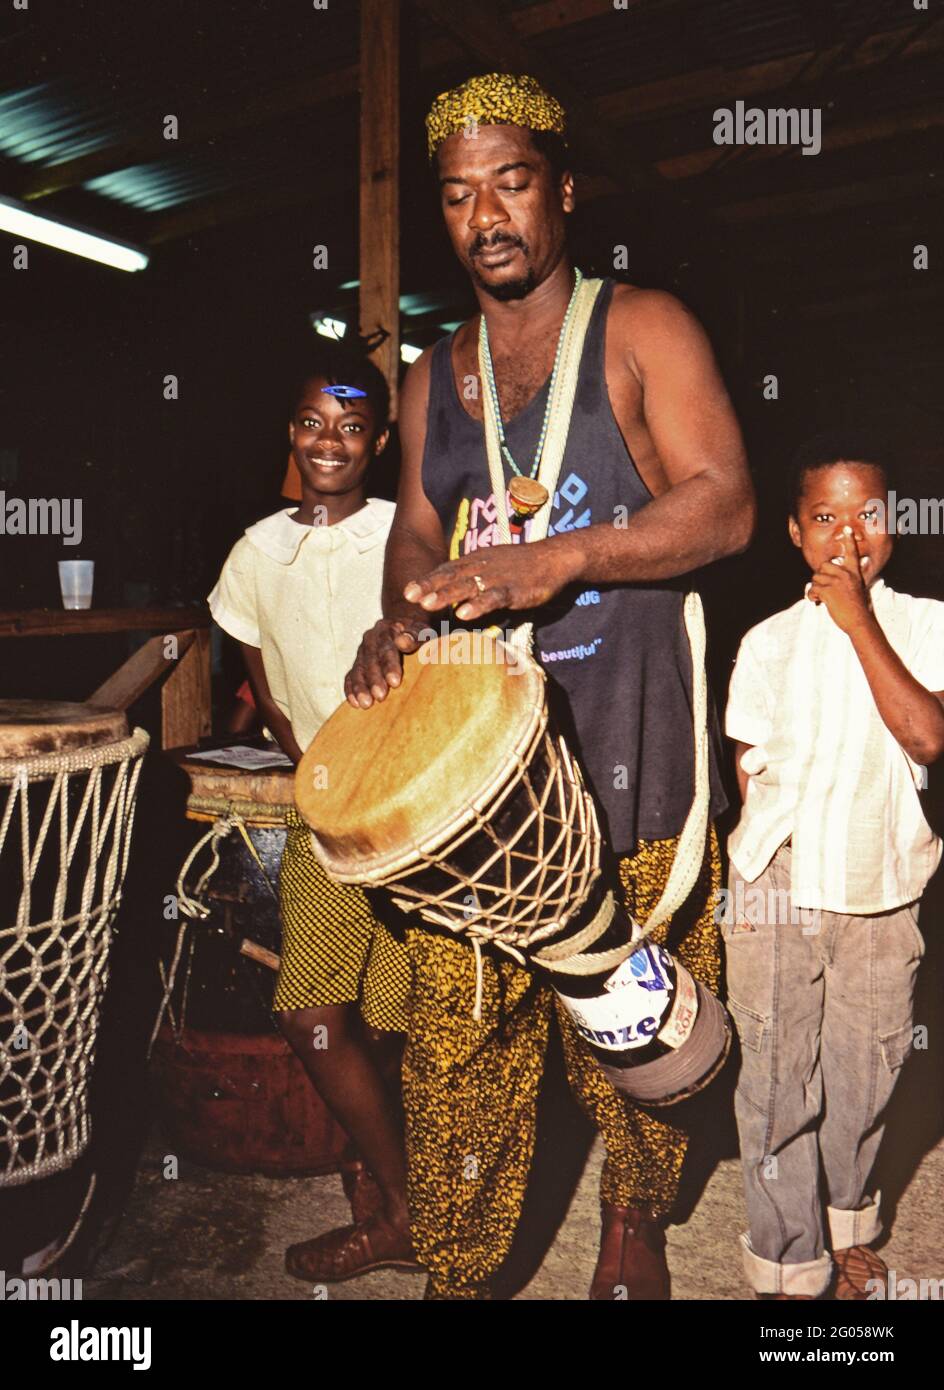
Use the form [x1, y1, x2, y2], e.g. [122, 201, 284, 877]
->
[58, 560, 94, 610]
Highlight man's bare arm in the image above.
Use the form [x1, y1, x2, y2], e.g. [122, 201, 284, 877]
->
[559, 289, 755, 581]
[404, 291, 755, 622]
[345, 349, 448, 707]
[381, 349, 448, 620]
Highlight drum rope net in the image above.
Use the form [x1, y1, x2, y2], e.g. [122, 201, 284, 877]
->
[0, 729, 149, 1186]
[394, 594, 708, 1021]
[148, 810, 279, 1056]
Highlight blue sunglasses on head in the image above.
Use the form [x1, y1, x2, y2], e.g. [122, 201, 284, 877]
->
[322, 384, 368, 400]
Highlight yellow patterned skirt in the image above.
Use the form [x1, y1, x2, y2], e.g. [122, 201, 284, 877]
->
[402, 826, 722, 1299]
[274, 806, 410, 1032]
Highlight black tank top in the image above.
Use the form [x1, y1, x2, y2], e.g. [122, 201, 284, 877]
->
[421, 277, 727, 854]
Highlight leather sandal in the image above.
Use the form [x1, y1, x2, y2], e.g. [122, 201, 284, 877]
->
[833, 1245, 888, 1301]
[285, 1215, 422, 1284]
[589, 1202, 671, 1300]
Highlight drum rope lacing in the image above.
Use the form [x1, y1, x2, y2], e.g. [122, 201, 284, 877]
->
[0, 728, 149, 1186]
[148, 810, 280, 1055]
[468, 274, 711, 1018]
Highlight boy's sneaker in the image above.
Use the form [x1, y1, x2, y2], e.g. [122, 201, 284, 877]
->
[833, 1245, 888, 1300]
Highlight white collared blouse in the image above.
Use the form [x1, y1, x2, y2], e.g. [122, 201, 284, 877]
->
[209, 501, 394, 754]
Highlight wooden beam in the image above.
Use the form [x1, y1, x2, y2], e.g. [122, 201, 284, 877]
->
[513, 0, 645, 37]
[714, 170, 936, 224]
[655, 105, 944, 182]
[161, 627, 212, 750]
[0, 606, 210, 638]
[411, 0, 665, 196]
[87, 631, 196, 712]
[597, 22, 944, 124]
[360, 0, 401, 416]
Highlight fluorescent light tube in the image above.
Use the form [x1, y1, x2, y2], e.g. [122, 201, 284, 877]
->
[0, 194, 149, 272]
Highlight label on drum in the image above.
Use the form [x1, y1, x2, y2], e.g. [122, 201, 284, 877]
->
[656, 960, 699, 1050]
[559, 944, 674, 1052]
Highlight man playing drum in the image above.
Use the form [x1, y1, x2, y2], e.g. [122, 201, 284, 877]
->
[343, 74, 755, 1301]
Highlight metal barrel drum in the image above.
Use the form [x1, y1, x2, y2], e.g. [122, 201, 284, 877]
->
[150, 756, 347, 1176]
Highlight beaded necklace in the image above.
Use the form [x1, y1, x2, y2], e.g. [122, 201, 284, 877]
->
[478, 267, 584, 487]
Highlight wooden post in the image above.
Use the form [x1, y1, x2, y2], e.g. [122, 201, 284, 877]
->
[161, 627, 212, 749]
[359, 0, 400, 417]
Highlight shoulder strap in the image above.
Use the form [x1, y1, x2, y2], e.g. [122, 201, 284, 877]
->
[478, 275, 602, 555]
[478, 274, 710, 939]
[478, 275, 604, 653]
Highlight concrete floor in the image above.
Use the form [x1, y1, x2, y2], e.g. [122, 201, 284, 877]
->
[83, 1119, 944, 1302]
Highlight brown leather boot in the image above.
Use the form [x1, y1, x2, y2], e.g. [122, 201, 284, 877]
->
[285, 1215, 422, 1283]
[589, 1202, 671, 1301]
[338, 1146, 384, 1223]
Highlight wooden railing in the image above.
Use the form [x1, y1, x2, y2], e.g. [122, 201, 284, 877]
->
[0, 606, 212, 749]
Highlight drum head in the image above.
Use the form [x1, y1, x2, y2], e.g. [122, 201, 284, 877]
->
[177, 757, 296, 825]
[0, 701, 127, 760]
[296, 633, 545, 878]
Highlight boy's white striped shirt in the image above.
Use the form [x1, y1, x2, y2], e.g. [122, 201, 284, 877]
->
[725, 580, 944, 913]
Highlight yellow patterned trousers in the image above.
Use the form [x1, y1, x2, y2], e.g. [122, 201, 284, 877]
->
[402, 826, 722, 1299]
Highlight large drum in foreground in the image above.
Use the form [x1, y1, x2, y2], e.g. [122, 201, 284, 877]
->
[0, 701, 148, 1186]
[150, 756, 347, 1176]
[296, 634, 730, 1106]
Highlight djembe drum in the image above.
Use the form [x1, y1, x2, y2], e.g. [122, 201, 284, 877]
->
[296, 632, 730, 1106]
[149, 756, 347, 1176]
[0, 701, 148, 1193]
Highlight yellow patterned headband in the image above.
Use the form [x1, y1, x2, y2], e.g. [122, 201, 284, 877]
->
[426, 73, 566, 160]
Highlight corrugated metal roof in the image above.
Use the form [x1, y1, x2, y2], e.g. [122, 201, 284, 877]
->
[0, 0, 936, 258]
[0, 81, 120, 164]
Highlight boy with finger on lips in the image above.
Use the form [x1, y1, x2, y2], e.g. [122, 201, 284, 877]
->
[724, 431, 944, 1300]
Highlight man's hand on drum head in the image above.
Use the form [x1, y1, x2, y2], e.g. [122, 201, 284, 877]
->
[403, 542, 580, 623]
[344, 617, 429, 708]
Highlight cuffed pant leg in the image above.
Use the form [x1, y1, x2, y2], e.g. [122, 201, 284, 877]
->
[740, 1235, 833, 1298]
[827, 1198, 882, 1251]
[725, 848, 829, 1287]
[819, 902, 923, 1245]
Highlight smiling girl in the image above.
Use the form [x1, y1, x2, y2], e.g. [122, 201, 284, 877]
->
[208, 343, 418, 1283]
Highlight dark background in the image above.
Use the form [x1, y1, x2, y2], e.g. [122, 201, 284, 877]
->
[0, 0, 942, 1277]
[1, 0, 941, 660]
